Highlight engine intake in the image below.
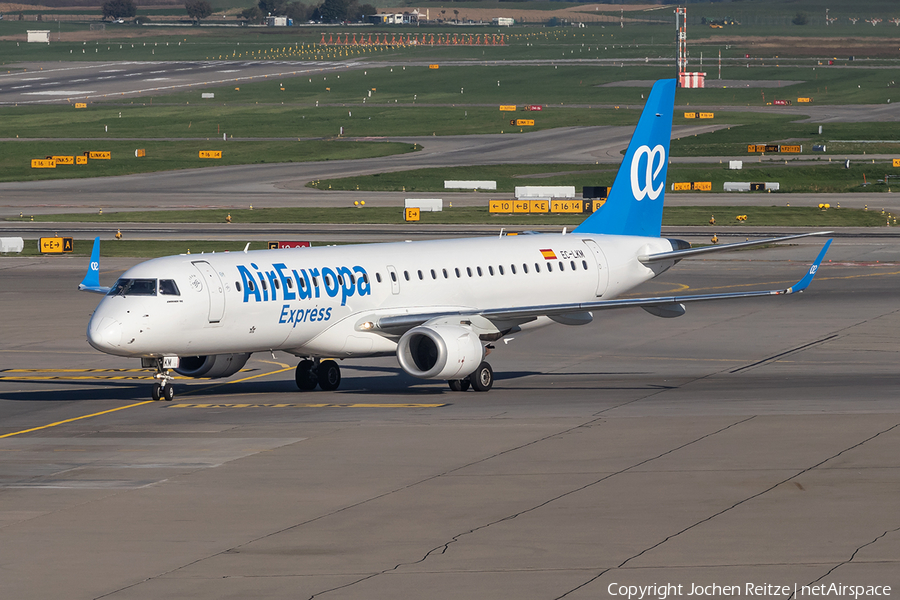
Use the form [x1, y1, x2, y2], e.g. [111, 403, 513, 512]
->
[174, 353, 251, 379]
[397, 325, 484, 380]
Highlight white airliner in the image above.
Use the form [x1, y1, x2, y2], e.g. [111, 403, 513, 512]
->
[79, 79, 831, 401]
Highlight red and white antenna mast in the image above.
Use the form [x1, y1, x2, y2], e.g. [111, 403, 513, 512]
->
[675, 7, 687, 80]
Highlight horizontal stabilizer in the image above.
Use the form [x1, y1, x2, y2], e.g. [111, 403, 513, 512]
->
[639, 231, 832, 263]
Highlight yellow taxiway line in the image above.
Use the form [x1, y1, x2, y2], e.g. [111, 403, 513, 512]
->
[168, 403, 448, 409]
[0, 401, 155, 439]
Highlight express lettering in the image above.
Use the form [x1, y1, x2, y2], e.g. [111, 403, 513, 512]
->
[279, 305, 333, 327]
[237, 262, 370, 306]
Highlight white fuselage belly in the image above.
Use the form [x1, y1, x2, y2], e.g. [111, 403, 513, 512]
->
[87, 233, 676, 359]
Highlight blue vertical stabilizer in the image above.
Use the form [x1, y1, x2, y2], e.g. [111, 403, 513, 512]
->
[78, 237, 111, 294]
[573, 79, 676, 237]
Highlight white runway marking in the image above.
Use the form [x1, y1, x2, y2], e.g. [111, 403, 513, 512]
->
[23, 90, 96, 95]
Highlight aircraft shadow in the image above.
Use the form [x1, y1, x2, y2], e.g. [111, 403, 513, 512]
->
[0, 370, 670, 402]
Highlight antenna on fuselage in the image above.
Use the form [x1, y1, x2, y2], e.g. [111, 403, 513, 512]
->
[243, 243, 250, 254]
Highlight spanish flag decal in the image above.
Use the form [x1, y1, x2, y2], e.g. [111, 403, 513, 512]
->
[540, 249, 557, 260]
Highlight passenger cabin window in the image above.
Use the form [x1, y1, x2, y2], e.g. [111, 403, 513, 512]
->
[582, 260, 588, 270]
[274, 278, 280, 290]
[235, 281, 242, 292]
[547, 263, 553, 272]
[286, 278, 294, 289]
[534, 263, 541, 273]
[442, 269, 448, 279]
[455, 268, 461, 278]
[477, 267, 483, 277]
[109, 278, 157, 296]
[417, 270, 423, 280]
[431, 269, 437, 279]
[570, 261, 576, 270]
[488, 266, 494, 276]
[558, 261, 565, 271]
[159, 279, 180, 296]
[523, 264, 529, 274]
[376, 273, 383, 283]
[510, 264, 516, 275]
[466, 267, 472, 277]
[404, 271, 410, 281]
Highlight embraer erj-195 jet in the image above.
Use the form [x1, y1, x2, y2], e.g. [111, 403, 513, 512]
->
[79, 79, 831, 401]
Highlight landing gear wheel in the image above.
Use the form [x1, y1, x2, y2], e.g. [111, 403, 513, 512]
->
[317, 359, 341, 391]
[162, 383, 175, 402]
[448, 379, 470, 392]
[470, 362, 494, 392]
[152, 384, 162, 401]
[295, 359, 318, 391]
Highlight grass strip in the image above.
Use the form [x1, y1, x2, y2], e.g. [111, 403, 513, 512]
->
[0, 139, 415, 183]
[309, 161, 900, 194]
[9, 205, 889, 228]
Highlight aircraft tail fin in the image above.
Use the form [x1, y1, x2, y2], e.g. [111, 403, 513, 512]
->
[573, 79, 676, 238]
[78, 237, 111, 294]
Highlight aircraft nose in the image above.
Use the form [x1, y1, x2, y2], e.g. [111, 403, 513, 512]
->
[88, 316, 123, 351]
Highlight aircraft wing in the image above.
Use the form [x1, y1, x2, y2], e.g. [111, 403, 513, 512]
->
[639, 231, 832, 263]
[78, 237, 112, 294]
[373, 239, 832, 334]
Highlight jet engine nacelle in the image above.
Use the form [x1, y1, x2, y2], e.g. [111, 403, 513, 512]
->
[397, 325, 485, 380]
[174, 353, 251, 379]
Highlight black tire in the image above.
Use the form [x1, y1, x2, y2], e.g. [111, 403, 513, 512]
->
[448, 379, 470, 392]
[295, 359, 318, 391]
[317, 359, 341, 391]
[151, 384, 162, 401]
[470, 362, 493, 392]
[162, 383, 175, 402]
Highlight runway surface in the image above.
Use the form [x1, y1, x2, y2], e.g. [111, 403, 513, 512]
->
[1, 237, 899, 599]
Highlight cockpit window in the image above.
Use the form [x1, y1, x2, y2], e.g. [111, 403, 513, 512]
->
[108, 278, 157, 296]
[159, 279, 180, 296]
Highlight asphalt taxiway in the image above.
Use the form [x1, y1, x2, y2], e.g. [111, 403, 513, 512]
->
[1, 237, 899, 599]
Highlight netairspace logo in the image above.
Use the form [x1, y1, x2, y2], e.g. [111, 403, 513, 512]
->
[606, 582, 892, 600]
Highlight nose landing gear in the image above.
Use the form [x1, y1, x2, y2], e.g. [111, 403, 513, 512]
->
[151, 358, 175, 401]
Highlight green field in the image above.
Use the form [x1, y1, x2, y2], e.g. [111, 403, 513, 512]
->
[1, 4, 899, 198]
[0, 139, 414, 182]
[0, 102, 642, 140]
[11, 205, 890, 228]
[304, 160, 900, 195]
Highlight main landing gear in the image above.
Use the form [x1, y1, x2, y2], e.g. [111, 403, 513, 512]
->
[295, 358, 342, 392]
[448, 361, 493, 392]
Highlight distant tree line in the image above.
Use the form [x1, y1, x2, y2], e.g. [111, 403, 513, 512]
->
[240, 0, 376, 24]
[97, 0, 375, 25]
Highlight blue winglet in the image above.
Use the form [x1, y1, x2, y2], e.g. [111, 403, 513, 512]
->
[788, 239, 832, 294]
[78, 237, 111, 294]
